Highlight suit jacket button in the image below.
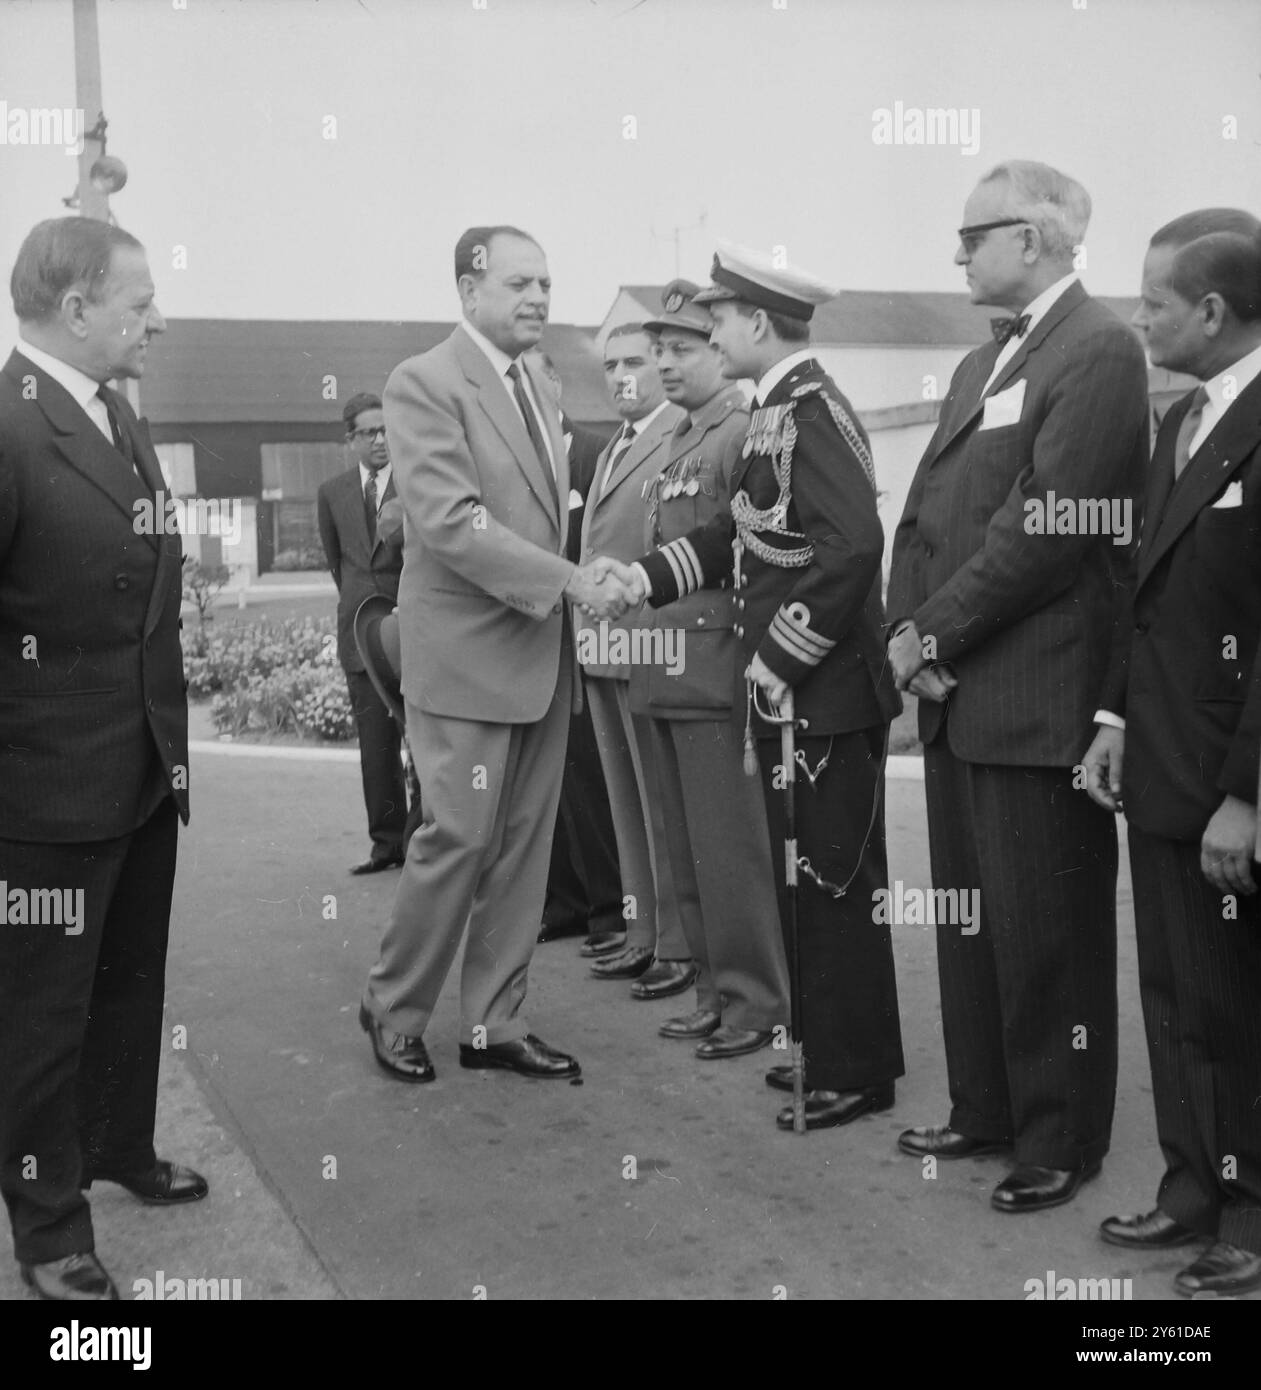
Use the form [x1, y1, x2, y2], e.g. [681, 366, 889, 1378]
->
[552, 602, 562, 615]
[1135, 620, 1149, 635]
[924, 544, 934, 558]
[736, 598, 745, 610]
[114, 573, 130, 591]
[735, 624, 744, 638]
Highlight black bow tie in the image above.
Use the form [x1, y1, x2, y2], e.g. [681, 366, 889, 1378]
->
[991, 313, 1031, 346]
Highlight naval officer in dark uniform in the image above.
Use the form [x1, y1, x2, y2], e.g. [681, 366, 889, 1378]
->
[629, 246, 905, 1129]
[630, 280, 790, 1057]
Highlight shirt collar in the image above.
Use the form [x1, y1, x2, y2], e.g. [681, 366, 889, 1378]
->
[1013, 271, 1079, 336]
[15, 338, 103, 412]
[625, 399, 670, 437]
[1203, 341, 1261, 420]
[753, 348, 817, 406]
[359, 460, 391, 490]
[459, 317, 522, 382]
[680, 383, 745, 435]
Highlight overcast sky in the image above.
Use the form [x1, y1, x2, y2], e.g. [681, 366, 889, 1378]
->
[1, 0, 1258, 343]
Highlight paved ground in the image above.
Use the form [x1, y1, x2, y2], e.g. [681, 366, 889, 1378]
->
[3, 737, 1243, 1302]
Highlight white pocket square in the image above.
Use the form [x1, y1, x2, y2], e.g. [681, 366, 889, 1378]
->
[568, 488, 583, 511]
[979, 379, 1027, 431]
[1212, 480, 1244, 509]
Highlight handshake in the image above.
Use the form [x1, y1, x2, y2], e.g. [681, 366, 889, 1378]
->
[564, 556, 646, 620]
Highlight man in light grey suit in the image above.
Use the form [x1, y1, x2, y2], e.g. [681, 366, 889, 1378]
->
[360, 226, 635, 1082]
[578, 325, 695, 998]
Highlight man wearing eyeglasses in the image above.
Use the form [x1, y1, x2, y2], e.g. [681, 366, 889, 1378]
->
[887, 161, 1150, 1212]
[317, 391, 408, 874]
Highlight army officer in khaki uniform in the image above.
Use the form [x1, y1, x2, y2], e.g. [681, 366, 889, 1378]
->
[631, 281, 790, 1058]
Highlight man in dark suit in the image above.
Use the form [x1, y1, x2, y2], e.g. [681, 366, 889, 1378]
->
[626, 245, 905, 1126]
[1084, 209, 1261, 1297]
[317, 392, 408, 874]
[529, 349, 624, 953]
[0, 218, 205, 1301]
[887, 161, 1151, 1211]
[360, 226, 634, 1085]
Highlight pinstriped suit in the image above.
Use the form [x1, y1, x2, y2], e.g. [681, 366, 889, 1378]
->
[888, 281, 1150, 1168]
[1101, 369, 1261, 1253]
[0, 349, 187, 1264]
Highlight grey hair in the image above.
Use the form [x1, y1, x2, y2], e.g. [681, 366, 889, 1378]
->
[980, 160, 1091, 262]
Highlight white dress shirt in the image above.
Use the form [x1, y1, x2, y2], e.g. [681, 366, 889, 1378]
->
[752, 348, 818, 407]
[1095, 338, 1261, 731]
[15, 338, 114, 444]
[981, 272, 1079, 395]
[458, 318, 556, 476]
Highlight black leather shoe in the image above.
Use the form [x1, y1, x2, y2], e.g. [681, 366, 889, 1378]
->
[580, 930, 626, 958]
[359, 1003, 435, 1082]
[1174, 1240, 1261, 1297]
[459, 1033, 580, 1079]
[21, 1252, 118, 1301]
[1100, 1208, 1200, 1249]
[590, 945, 654, 979]
[897, 1124, 1009, 1159]
[350, 854, 404, 875]
[766, 1064, 796, 1092]
[991, 1161, 1101, 1213]
[84, 1159, 208, 1205]
[776, 1083, 895, 1131]
[538, 916, 587, 943]
[659, 1007, 721, 1039]
[631, 959, 698, 1000]
[695, 1025, 773, 1059]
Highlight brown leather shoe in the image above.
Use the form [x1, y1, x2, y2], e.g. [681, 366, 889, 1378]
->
[897, 1124, 1008, 1159]
[695, 1025, 773, 1059]
[85, 1160, 209, 1204]
[589, 945, 654, 979]
[658, 1007, 721, 1039]
[359, 1003, 435, 1082]
[631, 959, 697, 1000]
[21, 1252, 118, 1300]
[1174, 1241, 1261, 1297]
[1100, 1208, 1200, 1249]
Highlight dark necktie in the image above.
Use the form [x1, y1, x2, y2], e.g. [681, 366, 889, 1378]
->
[97, 384, 137, 467]
[1173, 385, 1211, 480]
[990, 313, 1031, 346]
[602, 421, 636, 495]
[364, 468, 379, 544]
[506, 362, 559, 508]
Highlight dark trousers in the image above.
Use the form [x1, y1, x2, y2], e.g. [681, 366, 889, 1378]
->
[758, 727, 904, 1092]
[346, 668, 408, 861]
[923, 743, 1118, 1168]
[545, 699, 622, 936]
[0, 799, 178, 1264]
[1128, 825, 1261, 1254]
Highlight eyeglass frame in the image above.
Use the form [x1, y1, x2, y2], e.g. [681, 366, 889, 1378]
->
[956, 218, 1030, 254]
[348, 424, 388, 441]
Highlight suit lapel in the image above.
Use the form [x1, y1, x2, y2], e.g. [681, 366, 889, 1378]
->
[602, 406, 674, 500]
[11, 357, 160, 551]
[1139, 375, 1261, 586]
[454, 329, 560, 533]
[927, 281, 1089, 466]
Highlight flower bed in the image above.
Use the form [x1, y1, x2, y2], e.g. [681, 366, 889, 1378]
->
[183, 616, 354, 742]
